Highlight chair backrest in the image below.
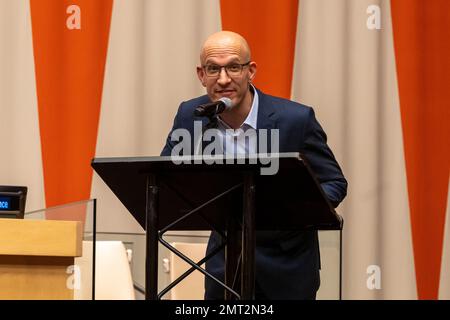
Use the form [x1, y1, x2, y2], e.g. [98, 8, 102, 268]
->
[169, 242, 207, 300]
[75, 240, 135, 300]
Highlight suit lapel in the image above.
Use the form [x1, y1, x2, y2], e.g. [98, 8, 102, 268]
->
[189, 95, 212, 155]
[256, 89, 278, 154]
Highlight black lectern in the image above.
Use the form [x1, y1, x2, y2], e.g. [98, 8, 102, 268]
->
[92, 153, 342, 300]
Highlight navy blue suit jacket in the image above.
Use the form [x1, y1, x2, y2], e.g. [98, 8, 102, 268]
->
[161, 88, 347, 299]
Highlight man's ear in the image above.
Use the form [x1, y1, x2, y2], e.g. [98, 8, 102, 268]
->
[197, 66, 206, 87]
[248, 61, 257, 82]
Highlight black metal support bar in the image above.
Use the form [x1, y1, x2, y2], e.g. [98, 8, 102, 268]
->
[157, 241, 228, 300]
[159, 183, 243, 234]
[159, 237, 240, 299]
[160, 181, 228, 240]
[241, 173, 256, 299]
[225, 215, 241, 300]
[145, 174, 159, 300]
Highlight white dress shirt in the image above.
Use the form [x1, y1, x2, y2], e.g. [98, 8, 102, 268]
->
[216, 86, 259, 156]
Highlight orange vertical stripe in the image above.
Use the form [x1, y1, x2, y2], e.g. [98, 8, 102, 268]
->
[30, 0, 113, 207]
[220, 0, 299, 99]
[391, 0, 450, 299]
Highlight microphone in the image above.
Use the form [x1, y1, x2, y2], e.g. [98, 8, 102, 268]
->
[194, 97, 233, 117]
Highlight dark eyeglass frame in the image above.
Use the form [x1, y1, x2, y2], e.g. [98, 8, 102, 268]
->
[202, 61, 251, 77]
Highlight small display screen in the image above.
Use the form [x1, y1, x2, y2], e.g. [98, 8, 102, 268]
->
[0, 187, 26, 218]
[0, 197, 11, 210]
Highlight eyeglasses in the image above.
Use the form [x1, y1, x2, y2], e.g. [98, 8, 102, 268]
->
[203, 61, 250, 77]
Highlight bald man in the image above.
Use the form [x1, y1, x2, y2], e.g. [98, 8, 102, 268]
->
[161, 31, 347, 300]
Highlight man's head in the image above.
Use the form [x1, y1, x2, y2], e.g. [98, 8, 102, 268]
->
[197, 31, 257, 110]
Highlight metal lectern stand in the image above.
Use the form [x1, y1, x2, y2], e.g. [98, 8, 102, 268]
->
[92, 153, 343, 300]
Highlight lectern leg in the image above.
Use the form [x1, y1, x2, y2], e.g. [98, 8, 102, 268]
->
[145, 174, 159, 300]
[225, 216, 240, 300]
[241, 173, 256, 299]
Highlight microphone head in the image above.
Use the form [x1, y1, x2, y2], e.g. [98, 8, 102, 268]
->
[218, 97, 233, 110]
